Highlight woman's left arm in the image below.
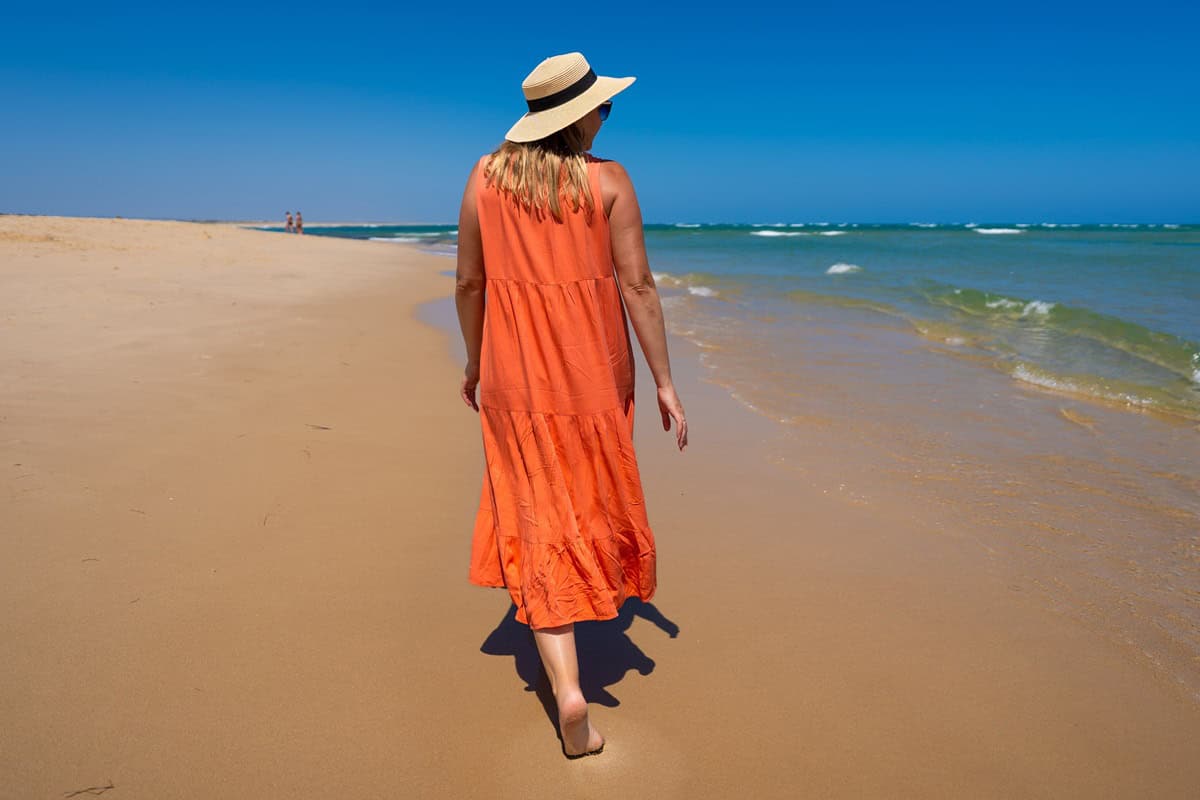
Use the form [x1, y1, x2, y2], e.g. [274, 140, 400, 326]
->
[455, 162, 485, 411]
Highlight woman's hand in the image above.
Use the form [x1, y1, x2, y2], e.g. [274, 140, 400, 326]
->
[657, 385, 687, 451]
[461, 362, 480, 412]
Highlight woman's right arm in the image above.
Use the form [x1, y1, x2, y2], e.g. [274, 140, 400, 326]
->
[603, 161, 688, 451]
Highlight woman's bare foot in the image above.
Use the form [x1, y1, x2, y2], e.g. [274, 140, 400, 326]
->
[557, 690, 604, 758]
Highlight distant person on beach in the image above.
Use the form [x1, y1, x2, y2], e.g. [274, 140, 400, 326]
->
[455, 52, 686, 760]
[295, 211, 303, 235]
[285, 211, 294, 233]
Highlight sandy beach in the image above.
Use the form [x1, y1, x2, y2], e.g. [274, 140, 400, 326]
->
[3, 215, 1199, 798]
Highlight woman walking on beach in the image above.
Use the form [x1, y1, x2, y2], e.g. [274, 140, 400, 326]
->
[455, 52, 687, 759]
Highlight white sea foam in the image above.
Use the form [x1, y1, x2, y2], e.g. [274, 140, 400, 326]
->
[1021, 300, 1056, 316]
[910, 222, 938, 228]
[370, 236, 426, 243]
[751, 230, 807, 237]
[819, 231, 846, 236]
[1015, 223, 1031, 228]
[788, 223, 806, 227]
[367, 230, 448, 239]
[965, 223, 978, 228]
[974, 228, 1023, 234]
[825, 263, 861, 275]
[1013, 364, 1069, 391]
[652, 272, 689, 290]
[688, 286, 718, 297]
[1164, 223, 1181, 229]
[985, 298, 1022, 310]
[674, 223, 701, 228]
[1041, 223, 1059, 228]
[1011, 364, 1153, 408]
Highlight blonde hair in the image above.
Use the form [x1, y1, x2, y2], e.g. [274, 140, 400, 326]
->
[483, 123, 594, 222]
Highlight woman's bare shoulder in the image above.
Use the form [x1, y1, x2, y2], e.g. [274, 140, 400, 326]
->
[596, 158, 635, 194]
[593, 156, 629, 175]
[596, 160, 638, 219]
[465, 154, 492, 189]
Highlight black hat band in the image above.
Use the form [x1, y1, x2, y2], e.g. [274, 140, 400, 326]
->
[526, 69, 598, 113]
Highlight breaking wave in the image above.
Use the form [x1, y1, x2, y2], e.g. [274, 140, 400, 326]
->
[926, 285, 1199, 383]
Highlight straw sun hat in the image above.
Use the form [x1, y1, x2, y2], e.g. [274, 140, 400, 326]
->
[505, 52, 635, 143]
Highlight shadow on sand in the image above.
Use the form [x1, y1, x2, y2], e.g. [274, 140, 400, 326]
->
[480, 599, 680, 730]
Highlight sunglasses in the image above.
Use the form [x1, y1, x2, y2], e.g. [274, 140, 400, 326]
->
[598, 101, 613, 122]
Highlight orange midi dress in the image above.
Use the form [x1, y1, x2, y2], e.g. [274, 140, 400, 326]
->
[467, 156, 657, 629]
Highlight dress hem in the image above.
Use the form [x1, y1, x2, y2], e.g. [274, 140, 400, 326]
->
[467, 579, 657, 629]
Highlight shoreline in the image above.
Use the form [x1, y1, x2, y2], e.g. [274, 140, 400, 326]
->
[3, 216, 1199, 797]
[303, 221, 1200, 425]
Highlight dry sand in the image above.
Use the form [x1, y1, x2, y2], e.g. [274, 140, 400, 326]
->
[2, 215, 1198, 799]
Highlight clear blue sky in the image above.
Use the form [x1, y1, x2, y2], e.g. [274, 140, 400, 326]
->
[2, 1, 1197, 223]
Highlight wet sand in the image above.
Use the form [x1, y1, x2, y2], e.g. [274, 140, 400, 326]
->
[3, 215, 1199, 798]
[663, 294, 1200, 700]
